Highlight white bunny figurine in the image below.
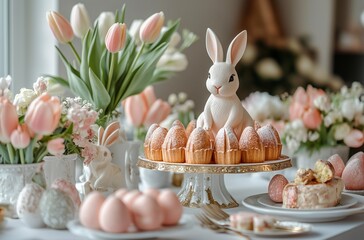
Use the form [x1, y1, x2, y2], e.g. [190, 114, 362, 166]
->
[81, 121, 123, 193]
[197, 28, 254, 137]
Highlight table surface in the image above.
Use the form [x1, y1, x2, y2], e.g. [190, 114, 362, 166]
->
[1, 172, 364, 240]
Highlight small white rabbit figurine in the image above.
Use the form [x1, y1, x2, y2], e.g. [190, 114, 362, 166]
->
[197, 28, 254, 137]
[79, 121, 123, 194]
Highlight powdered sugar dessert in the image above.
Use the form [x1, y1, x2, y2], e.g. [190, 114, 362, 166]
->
[185, 127, 213, 164]
[230, 212, 276, 232]
[282, 160, 344, 209]
[239, 126, 265, 163]
[162, 120, 188, 163]
[214, 126, 241, 164]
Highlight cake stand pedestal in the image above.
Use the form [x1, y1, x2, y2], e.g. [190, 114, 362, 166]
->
[137, 156, 291, 208]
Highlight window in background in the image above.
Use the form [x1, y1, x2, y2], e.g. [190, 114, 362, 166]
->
[0, 0, 9, 78]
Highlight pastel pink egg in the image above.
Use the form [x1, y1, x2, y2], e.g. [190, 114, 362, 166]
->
[268, 174, 288, 203]
[157, 190, 183, 226]
[114, 188, 128, 200]
[328, 154, 346, 177]
[122, 190, 142, 209]
[51, 178, 81, 208]
[99, 196, 131, 233]
[342, 157, 364, 190]
[143, 188, 160, 200]
[131, 195, 163, 231]
[79, 191, 105, 230]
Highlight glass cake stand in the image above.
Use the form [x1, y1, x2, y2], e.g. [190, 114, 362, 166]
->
[137, 156, 292, 208]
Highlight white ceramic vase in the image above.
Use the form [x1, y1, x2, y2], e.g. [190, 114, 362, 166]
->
[295, 145, 350, 170]
[43, 154, 77, 188]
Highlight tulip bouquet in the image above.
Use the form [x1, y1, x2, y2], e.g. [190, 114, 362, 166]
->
[46, 3, 197, 126]
[282, 82, 364, 154]
[123, 86, 171, 140]
[0, 76, 99, 165]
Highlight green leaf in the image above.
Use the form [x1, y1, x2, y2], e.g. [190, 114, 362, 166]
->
[89, 68, 111, 110]
[119, 4, 126, 23]
[67, 65, 93, 104]
[80, 30, 91, 86]
[88, 24, 104, 78]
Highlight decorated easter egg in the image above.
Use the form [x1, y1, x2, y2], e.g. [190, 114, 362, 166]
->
[99, 196, 131, 233]
[16, 183, 45, 228]
[39, 189, 75, 229]
[131, 194, 163, 231]
[157, 190, 182, 225]
[268, 174, 289, 203]
[79, 191, 105, 230]
[51, 178, 81, 208]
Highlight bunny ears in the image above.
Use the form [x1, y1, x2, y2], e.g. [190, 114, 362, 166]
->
[206, 28, 247, 66]
[97, 121, 125, 147]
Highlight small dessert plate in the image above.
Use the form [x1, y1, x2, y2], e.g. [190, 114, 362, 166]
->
[243, 193, 364, 222]
[231, 221, 311, 236]
[344, 189, 364, 196]
[257, 193, 357, 211]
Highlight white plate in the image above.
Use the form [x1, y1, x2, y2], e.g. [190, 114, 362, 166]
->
[344, 189, 364, 196]
[258, 193, 357, 211]
[242, 193, 364, 222]
[67, 214, 193, 239]
[232, 221, 311, 236]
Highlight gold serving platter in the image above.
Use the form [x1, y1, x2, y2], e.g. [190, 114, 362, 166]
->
[137, 155, 292, 174]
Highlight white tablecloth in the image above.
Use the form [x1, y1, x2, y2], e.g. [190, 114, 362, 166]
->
[1, 173, 364, 240]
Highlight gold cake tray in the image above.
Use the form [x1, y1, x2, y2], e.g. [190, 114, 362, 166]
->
[137, 156, 292, 209]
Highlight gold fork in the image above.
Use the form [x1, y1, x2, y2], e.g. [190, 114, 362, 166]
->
[195, 213, 251, 239]
[200, 203, 305, 233]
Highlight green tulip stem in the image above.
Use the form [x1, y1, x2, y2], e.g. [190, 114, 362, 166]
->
[107, 53, 116, 92]
[114, 42, 145, 110]
[6, 143, 14, 164]
[19, 149, 25, 165]
[68, 42, 81, 64]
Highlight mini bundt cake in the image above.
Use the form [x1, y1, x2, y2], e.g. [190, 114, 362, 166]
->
[214, 127, 241, 164]
[239, 126, 265, 163]
[185, 127, 213, 164]
[162, 120, 188, 163]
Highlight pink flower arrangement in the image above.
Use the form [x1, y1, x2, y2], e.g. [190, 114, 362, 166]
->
[0, 76, 99, 164]
[282, 82, 364, 153]
[123, 86, 171, 140]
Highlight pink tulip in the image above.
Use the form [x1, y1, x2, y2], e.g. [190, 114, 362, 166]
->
[142, 86, 157, 108]
[46, 11, 74, 44]
[292, 86, 308, 105]
[0, 97, 19, 143]
[47, 138, 65, 155]
[25, 93, 61, 135]
[139, 12, 165, 44]
[124, 94, 148, 127]
[302, 107, 322, 129]
[144, 99, 171, 127]
[289, 101, 305, 121]
[105, 23, 127, 53]
[344, 129, 364, 148]
[306, 85, 326, 107]
[10, 124, 30, 149]
[70, 3, 90, 38]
